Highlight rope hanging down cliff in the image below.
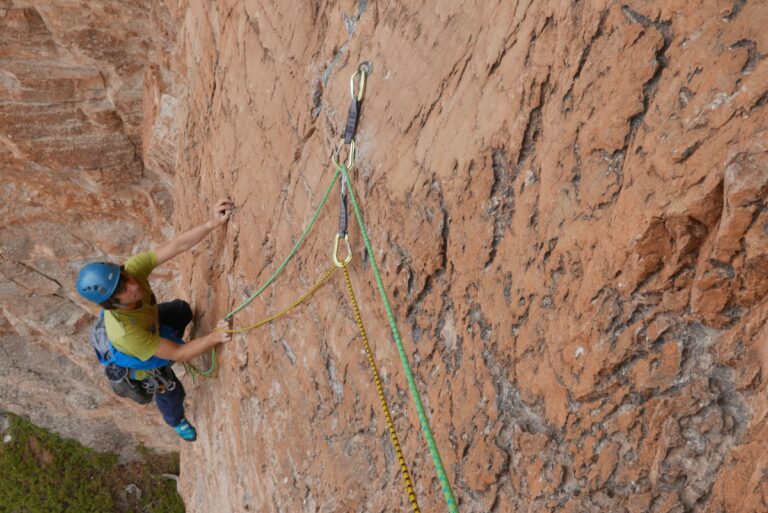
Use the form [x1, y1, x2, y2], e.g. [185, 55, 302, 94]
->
[217, 64, 459, 513]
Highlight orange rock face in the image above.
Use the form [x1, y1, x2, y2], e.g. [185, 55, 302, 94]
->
[3, 0, 768, 512]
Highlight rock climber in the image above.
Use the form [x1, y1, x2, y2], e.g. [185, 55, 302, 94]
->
[75, 199, 235, 442]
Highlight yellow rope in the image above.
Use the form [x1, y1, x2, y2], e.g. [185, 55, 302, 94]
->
[341, 261, 421, 513]
[183, 353, 217, 380]
[218, 265, 337, 333]
[210, 258, 421, 510]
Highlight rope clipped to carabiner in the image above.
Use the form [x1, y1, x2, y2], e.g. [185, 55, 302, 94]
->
[337, 162, 460, 513]
[220, 63, 368, 333]
[331, 64, 421, 511]
[206, 62, 457, 511]
[334, 63, 459, 512]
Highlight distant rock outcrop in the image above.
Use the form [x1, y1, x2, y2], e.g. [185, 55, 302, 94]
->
[0, 0, 181, 458]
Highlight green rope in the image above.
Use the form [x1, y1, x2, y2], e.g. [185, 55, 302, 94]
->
[193, 168, 338, 380]
[224, 167, 341, 320]
[337, 163, 459, 512]
[183, 349, 215, 379]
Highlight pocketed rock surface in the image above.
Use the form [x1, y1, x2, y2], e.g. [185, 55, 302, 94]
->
[3, 0, 768, 511]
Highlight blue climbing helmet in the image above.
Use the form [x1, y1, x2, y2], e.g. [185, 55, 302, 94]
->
[76, 262, 121, 303]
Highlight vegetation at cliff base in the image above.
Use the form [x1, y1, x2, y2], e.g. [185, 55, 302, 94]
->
[0, 413, 184, 513]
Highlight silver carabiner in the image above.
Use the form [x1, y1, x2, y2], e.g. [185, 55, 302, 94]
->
[331, 138, 356, 171]
[350, 65, 367, 102]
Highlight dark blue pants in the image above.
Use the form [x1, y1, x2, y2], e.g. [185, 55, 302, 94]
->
[154, 367, 186, 427]
[152, 299, 192, 427]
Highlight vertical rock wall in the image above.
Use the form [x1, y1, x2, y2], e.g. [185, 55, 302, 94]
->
[2, 0, 767, 512]
[174, 1, 768, 512]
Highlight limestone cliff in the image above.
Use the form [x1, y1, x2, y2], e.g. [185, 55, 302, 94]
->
[2, 1, 768, 512]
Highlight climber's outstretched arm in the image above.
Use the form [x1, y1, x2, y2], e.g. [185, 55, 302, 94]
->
[155, 198, 233, 266]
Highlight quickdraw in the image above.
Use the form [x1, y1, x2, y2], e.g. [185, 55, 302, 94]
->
[210, 63, 459, 512]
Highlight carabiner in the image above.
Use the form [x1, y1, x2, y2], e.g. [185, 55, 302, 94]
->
[331, 138, 356, 170]
[333, 233, 353, 267]
[350, 65, 367, 102]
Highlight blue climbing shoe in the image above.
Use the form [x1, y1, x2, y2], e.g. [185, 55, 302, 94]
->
[173, 418, 197, 442]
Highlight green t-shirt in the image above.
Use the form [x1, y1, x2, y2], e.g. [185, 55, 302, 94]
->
[104, 251, 162, 363]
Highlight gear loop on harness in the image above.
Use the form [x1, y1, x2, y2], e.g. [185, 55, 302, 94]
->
[140, 367, 177, 394]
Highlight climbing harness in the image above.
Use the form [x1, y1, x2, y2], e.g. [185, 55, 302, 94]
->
[141, 367, 177, 394]
[217, 63, 458, 512]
